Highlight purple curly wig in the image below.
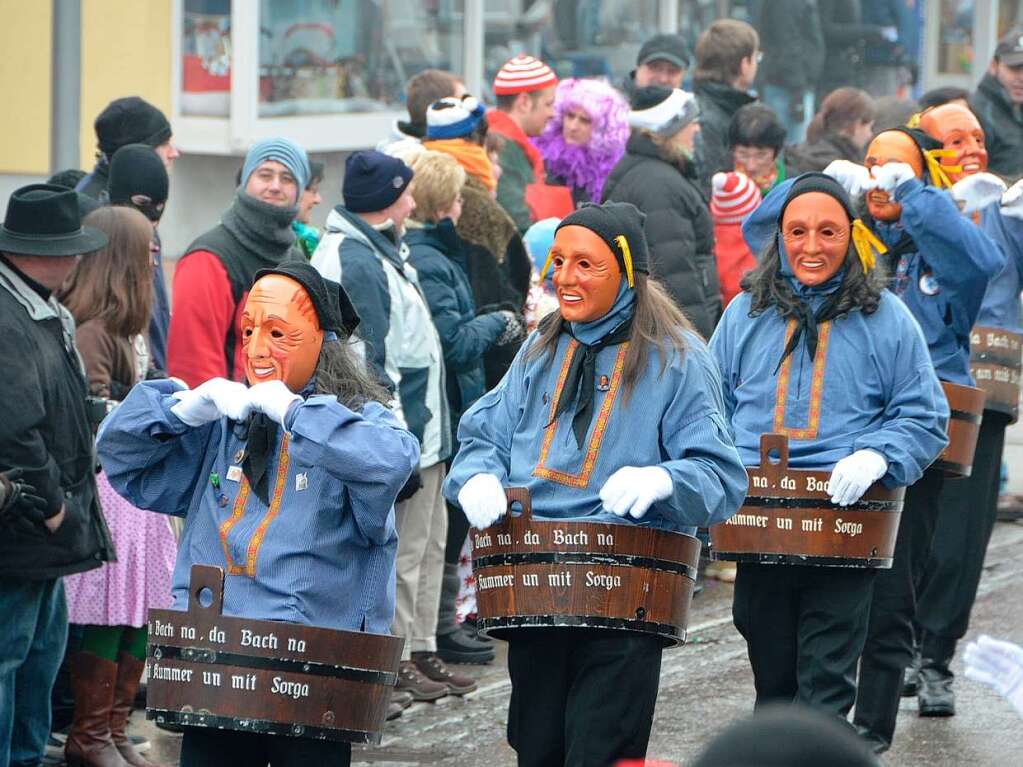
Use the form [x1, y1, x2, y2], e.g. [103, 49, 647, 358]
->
[533, 78, 630, 203]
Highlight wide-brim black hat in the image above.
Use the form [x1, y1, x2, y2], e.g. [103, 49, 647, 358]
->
[254, 261, 361, 338]
[0, 184, 108, 257]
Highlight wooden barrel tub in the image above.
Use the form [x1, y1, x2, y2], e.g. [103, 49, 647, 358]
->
[933, 381, 986, 477]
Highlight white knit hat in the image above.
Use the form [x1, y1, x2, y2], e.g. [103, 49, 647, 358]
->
[628, 87, 700, 137]
[493, 55, 558, 95]
[710, 172, 762, 224]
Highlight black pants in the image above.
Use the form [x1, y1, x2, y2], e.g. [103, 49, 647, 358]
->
[916, 412, 1009, 647]
[733, 563, 876, 718]
[179, 727, 352, 767]
[506, 628, 662, 767]
[854, 466, 945, 745]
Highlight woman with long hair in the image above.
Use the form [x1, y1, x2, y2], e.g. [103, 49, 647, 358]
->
[787, 88, 877, 175]
[59, 206, 176, 767]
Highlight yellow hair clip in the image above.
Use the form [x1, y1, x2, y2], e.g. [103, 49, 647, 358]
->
[924, 149, 960, 189]
[614, 235, 635, 288]
[906, 112, 922, 129]
[851, 219, 887, 273]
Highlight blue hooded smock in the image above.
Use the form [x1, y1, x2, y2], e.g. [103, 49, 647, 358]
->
[977, 203, 1023, 333]
[442, 282, 748, 535]
[96, 378, 420, 633]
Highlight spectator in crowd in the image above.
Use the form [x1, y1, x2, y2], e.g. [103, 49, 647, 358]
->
[534, 78, 630, 207]
[972, 29, 1023, 180]
[872, 95, 919, 132]
[311, 150, 457, 702]
[817, 0, 897, 101]
[627, 33, 690, 93]
[861, 0, 910, 96]
[293, 161, 325, 259]
[693, 19, 760, 191]
[0, 184, 114, 767]
[404, 150, 524, 667]
[729, 103, 789, 193]
[755, 0, 825, 143]
[604, 86, 722, 338]
[522, 217, 561, 330]
[423, 96, 533, 386]
[787, 87, 877, 175]
[167, 138, 309, 387]
[486, 55, 560, 231]
[378, 69, 466, 154]
[57, 206, 176, 767]
[710, 171, 762, 308]
[918, 86, 970, 111]
[48, 169, 87, 190]
[108, 143, 172, 377]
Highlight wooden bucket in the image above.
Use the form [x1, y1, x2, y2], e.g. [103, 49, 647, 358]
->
[970, 326, 1022, 423]
[710, 434, 904, 568]
[471, 488, 700, 647]
[146, 565, 403, 744]
[934, 381, 986, 477]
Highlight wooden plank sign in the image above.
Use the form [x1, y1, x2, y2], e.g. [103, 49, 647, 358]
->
[146, 565, 403, 744]
[710, 434, 905, 568]
[970, 326, 1021, 423]
[472, 488, 701, 647]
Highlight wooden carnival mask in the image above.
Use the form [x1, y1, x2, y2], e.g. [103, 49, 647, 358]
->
[918, 104, 987, 182]
[864, 131, 925, 222]
[241, 274, 324, 393]
[549, 226, 622, 323]
[781, 192, 851, 286]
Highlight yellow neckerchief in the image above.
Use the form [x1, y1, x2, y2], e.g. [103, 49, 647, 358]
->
[851, 219, 887, 272]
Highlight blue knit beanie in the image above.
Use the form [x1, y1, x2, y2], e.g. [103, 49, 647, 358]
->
[343, 150, 414, 213]
[240, 137, 310, 196]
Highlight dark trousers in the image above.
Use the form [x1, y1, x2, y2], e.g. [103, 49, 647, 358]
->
[916, 412, 1009, 648]
[179, 727, 351, 767]
[854, 466, 945, 746]
[733, 563, 876, 718]
[506, 628, 662, 767]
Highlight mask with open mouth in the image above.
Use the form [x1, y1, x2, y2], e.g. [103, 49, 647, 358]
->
[781, 192, 851, 286]
[864, 131, 925, 221]
[549, 225, 623, 323]
[918, 103, 987, 182]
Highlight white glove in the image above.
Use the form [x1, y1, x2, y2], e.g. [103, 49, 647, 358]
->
[870, 162, 917, 194]
[964, 635, 1023, 718]
[828, 449, 888, 506]
[950, 172, 1007, 215]
[880, 25, 899, 43]
[248, 380, 302, 426]
[457, 473, 507, 529]
[170, 378, 251, 426]
[1001, 179, 1023, 221]
[823, 160, 876, 198]
[599, 466, 673, 520]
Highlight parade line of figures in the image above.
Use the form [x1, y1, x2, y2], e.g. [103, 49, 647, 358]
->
[3, 16, 1023, 767]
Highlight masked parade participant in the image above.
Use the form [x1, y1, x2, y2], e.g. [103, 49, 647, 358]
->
[825, 128, 1005, 753]
[710, 172, 948, 722]
[443, 201, 748, 766]
[907, 103, 1023, 717]
[96, 262, 419, 767]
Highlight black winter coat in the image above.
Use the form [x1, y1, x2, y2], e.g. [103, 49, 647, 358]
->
[694, 80, 757, 193]
[817, 0, 885, 97]
[756, 0, 825, 93]
[602, 132, 722, 338]
[785, 132, 863, 175]
[0, 261, 114, 580]
[971, 73, 1023, 181]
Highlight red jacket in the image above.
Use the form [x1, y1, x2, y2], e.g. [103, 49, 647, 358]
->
[714, 223, 757, 309]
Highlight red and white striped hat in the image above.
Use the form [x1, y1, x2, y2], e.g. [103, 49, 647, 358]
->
[493, 55, 558, 95]
[710, 171, 762, 224]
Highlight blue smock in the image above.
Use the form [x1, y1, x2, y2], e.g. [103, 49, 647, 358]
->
[96, 379, 420, 633]
[977, 203, 1023, 333]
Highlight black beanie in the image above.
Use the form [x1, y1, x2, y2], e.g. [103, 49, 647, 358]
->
[556, 201, 650, 279]
[108, 144, 169, 221]
[342, 150, 414, 213]
[778, 172, 856, 224]
[95, 97, 172, 157]
[254, 261, 361, 339]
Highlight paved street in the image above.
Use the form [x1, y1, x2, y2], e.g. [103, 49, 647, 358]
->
[135, 518, 1023, 766]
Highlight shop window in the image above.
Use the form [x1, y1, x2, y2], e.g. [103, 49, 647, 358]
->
[181, 0, 232, 116]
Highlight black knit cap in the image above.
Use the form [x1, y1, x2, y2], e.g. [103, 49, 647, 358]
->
[778, 172, 856, 224]
[253, 261, 361, 338]
[108, 144, 169, 221]
[556, 201, 650, 277]
[95, 97, 172, 157]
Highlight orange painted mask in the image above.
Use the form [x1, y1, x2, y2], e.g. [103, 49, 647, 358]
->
[782, 193, 851, 286]
[241, 274, 324, 393]
[864, 131, 925, 222]
[549, 226, 622, 323]
[918, 104, 987, 182]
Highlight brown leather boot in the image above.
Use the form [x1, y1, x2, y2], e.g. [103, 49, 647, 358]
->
[110, 653, 167, 767]
[65, 652, 129, 767]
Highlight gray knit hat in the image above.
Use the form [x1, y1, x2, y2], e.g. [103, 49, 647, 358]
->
[240, 137, 311, 194]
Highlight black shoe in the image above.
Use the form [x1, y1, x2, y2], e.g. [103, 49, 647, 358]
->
[854, 725, 890, 755]
[902, 656, 921, 697]
[918, 666, 956, 716]
[436, 625, 495, 664]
